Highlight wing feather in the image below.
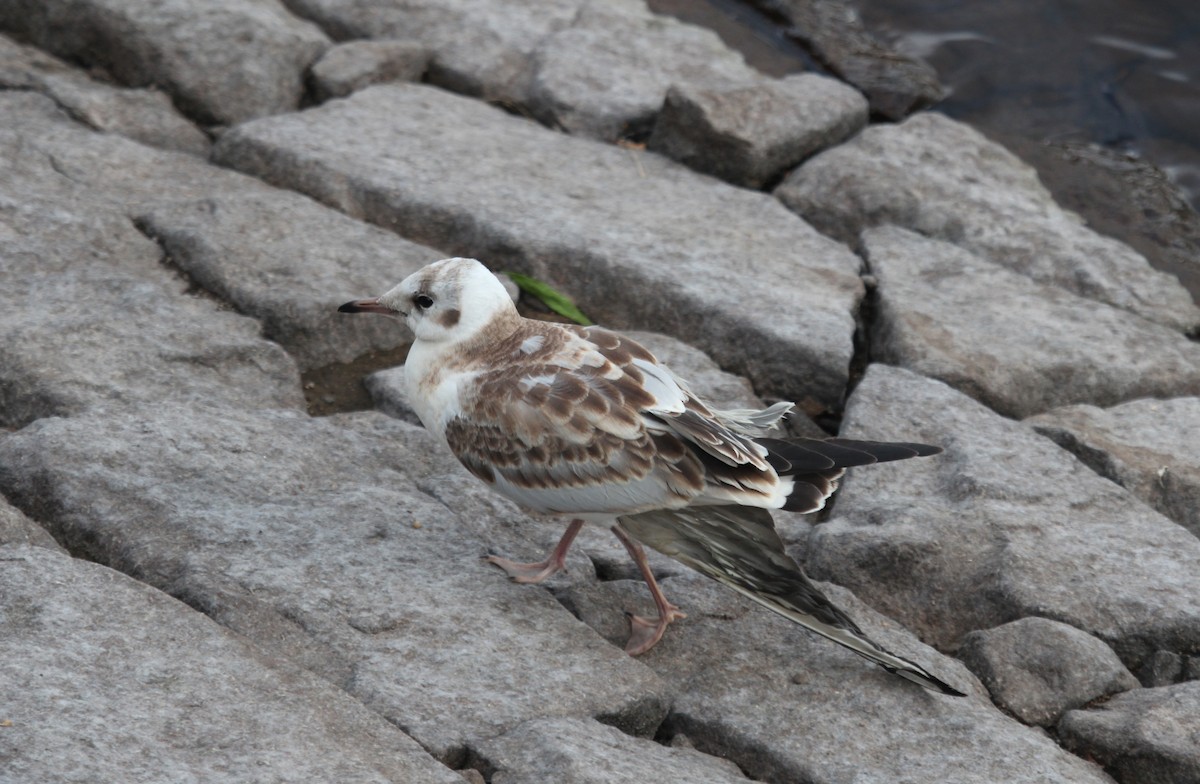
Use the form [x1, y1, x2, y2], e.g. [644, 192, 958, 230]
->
[617, 506, 964, 695]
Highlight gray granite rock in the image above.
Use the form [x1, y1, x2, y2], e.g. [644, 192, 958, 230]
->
[1059, 682, 1200, 784]
[0, 168, 304, 425]
[0, 498, 62, 551]
[215, 83, 864, 408]
[648, 73, 868, 188]
[1027, 398, 1200, 539]
[2, 90, 424, 375]
[475, 717, 751, 783]
[0, 405, 669, 764]
[524, 1, 759, 140]
[565, 571, 1112, 783]
[1136, 650, 1185, 688]
[0, 33, 209, 155]
[283, 0, 580, 99]
[807, 364, 1200, 676]
[0, 543, 464, 784]
[0, 0, 330, 125]
[280, 0, 761, 142]
[1, 0, 328, 124]
[309, 39, 430, 101]
[765, 0, 945, 119]
[958, 617, 1139, 727]
[863, 226, 1200, 418]
[135, 193, 437, 370]
[776, 112, 1200, 332]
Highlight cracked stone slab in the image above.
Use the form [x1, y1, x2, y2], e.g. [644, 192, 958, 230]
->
[764, 0, 945, 119]
[564, 571, 1112, 783]
[0, 0, 330, 125]
[648, 73, 869, 188]
[0, 544, 465, 784]
[2, 91, 423, 376]
[215, 83, 864, 407]
[0, 137, 304, 423]
[281, 0, 759, 142]
[474, 716, 752, 783]
[135, 193, 439, 370]
[1059, 682, 1200, 784]
[0, 33, 209, 156]
[523, 1, 759, 140]
[283, 0, 581, 96]
[862, 226, 1200, 418]
[957, 617, 1139, 727]
[0, 405, 669, 764]
[776, 111, 1200, 332]
[1027, 397, 1200, 539]
[807, 364, 1200, 676]
[309, 39, 430, 101]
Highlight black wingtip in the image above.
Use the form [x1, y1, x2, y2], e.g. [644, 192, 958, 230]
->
[890, 666, 967, 696]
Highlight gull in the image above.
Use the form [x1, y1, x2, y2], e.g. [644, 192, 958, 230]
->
[340, 257, 963, 695]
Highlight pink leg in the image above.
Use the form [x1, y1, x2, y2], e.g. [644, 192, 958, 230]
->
[486, 519, 585, 584]
[610, 525, 687, 655]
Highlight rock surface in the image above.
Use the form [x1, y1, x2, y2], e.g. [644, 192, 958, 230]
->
[1059, 682, 1200, 784]
[473, 717, 752, 783]
[762, 0, 946, 118]
[283, 0, 759, 142]
[0, 405, 669, 764]
[648, 73, 868, 188]
[776, 111, 1200, 332]
[1027, 397, 1200, 539]
[0, 544, 465, 783]
[214, 83, 864, 407]
[0, 99, 304, 427]
[135, 192, 435, 370]
[0, 0, 331, 125]
[863, 226, 1200, 417]
[958, 617, 1139, 727]
[808, 364, 1200, 674]
[308, 39, 430, 101]
[562, 572, 1110, 784]
[0, 498, 62, 551]
[1, 89, 427, 376]
[3, 5, 1198, 779]
[0, 33, 209, 155]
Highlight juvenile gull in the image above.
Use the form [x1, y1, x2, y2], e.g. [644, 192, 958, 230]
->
[340, 257, 962, 695]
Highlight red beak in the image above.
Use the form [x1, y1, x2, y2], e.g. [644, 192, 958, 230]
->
[338, 297, 393, 315]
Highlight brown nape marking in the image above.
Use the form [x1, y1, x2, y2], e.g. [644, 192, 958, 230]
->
[438, 308, 461, 328]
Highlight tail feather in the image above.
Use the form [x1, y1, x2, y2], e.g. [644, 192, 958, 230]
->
[763, 436, 942, 514]
[617, 505, 964, 696]
[762, 437, 943, 473]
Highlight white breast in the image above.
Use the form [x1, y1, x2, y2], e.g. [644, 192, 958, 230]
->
[404, 341, 473, 442]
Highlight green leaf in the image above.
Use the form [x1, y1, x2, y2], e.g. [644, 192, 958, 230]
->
[504, 271, 594, 326]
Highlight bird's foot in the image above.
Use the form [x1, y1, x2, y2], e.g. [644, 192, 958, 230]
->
[484, 553, 566, 584]
[623, 604, 687, 656]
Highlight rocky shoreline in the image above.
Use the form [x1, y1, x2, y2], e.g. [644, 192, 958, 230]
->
[1, 1, 1198, 782]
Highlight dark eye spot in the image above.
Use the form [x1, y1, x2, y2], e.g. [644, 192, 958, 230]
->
[413, 294, 434, 310]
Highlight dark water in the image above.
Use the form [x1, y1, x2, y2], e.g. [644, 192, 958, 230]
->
[854, 0, 1200, 209]
[650, 0, 1200, 304]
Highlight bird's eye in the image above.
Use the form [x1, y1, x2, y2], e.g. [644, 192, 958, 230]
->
[413, 294, 434, 310]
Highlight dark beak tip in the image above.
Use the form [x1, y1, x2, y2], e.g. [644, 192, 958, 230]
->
[337, 301, 361, 313]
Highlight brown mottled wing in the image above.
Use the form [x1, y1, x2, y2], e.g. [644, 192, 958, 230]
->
[442, 323, 707, 515]
[575, 327, 772, 469]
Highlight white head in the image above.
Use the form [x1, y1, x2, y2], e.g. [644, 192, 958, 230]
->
[339, 257, 517, 344]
